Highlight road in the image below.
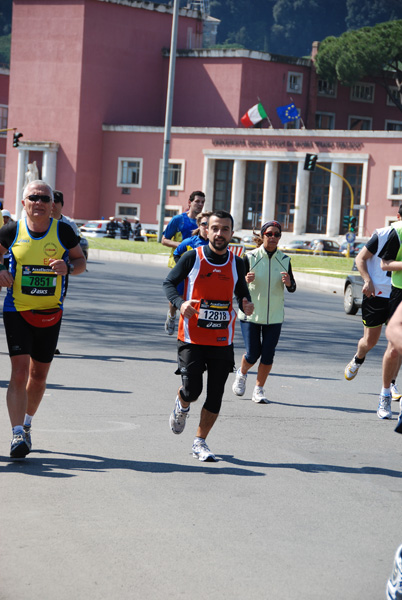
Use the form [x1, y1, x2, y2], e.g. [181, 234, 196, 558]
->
[0, 258, 400, 600]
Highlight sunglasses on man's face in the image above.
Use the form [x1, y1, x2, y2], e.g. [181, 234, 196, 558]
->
[25, 194, 52, 203]
[264, 231, 281, 238]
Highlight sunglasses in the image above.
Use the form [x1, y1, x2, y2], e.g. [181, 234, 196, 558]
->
[264, 231, 281, 238]
[200, 222, 208, 227]
[25, 194, 52, 203]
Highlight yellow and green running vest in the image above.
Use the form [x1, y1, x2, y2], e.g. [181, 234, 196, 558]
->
[391, 220, 402, 290]
[5, 218, 68, 312]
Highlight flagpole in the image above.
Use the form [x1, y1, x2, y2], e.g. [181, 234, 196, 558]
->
[158, 0, 180, 242]
[257, 96, 273, 129]
[289, 95, 305, 129]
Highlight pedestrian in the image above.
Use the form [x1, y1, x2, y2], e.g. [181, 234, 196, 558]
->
[376, 208, 402, 419]
[161, 190, 206, 335]
[132, 218, 142, 240]
[51, 190, 80, 235]
[232, 220, 296, 403]
[2, 209, 12, 225]
[386, 302, 402, 433]
[163, 210, 254, 462]
[173, 211, 211, 263]
[0, 180, 86, 458]
[344, 215, 402, 412]
[106, 216, 119, 238]
[120, 217, 132, 240]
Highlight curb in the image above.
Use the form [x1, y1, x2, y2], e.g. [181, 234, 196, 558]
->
[88, 249, 345, 295]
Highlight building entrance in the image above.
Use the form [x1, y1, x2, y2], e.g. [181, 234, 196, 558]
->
[242, 161, 264, 230]
[275, 162, 297, 232]
[306, 165, 330, 233]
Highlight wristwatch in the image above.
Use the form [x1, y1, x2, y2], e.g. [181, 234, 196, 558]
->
[68, 263, 75, 275]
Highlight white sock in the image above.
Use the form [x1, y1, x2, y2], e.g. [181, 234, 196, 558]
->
[177, 396, 189, 412]
[381, 387, 391, 396]
[24, 414, 33, 427]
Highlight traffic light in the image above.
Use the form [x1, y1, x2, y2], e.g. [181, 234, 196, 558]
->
[13, 132, 23, 147]
[304, 153, 318, 172]
[350, 217, 357, 232]
[343, 214, 350, 228]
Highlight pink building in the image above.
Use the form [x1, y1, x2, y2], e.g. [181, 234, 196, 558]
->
[3, 0, 402, 237]
[0, 67, 9, 205]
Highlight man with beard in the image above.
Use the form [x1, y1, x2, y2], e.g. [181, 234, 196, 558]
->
[163, 210, 254, 462]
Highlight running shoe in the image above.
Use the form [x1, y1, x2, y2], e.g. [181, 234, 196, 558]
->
[395, 412, 402, 434]
[232, 369, 247, 396]
[377, 394, 392, 419]
[169, 396, 189, 434]
[192, 439, 217, 462]
[23, 425, 32, 454]
[10, 433, 30, 459]
[252, 386, 269, 404]
[387, 544, 402, 600]
[391, 383, 402, 401]
[164, 310, 176, 336]
[344, 358, 361, 381]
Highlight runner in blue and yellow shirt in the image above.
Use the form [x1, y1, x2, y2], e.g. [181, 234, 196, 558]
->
[0, 180, 86, 459]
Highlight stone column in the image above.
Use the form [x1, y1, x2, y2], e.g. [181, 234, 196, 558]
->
[202, 156, 215, 212]
[15, 149, 29, 219]
[327, 162, 344, 236]
[42, 149, 57, 190]
[230, 159, 246, 232]
[261, 160, 278, 224]
[294, 161, 309, 235]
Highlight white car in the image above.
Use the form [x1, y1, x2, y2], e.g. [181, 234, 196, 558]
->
[80, 220, 109, 238]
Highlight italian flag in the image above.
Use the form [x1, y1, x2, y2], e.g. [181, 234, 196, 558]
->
[241, 103, 268, 128]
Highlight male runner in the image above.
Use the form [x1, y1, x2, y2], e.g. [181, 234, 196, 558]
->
[163, 210, 254, 462]
[344, 217, 402, 416]
[161, 190, 205, 335]
[0, 180, 86, 458]
[378, 213, 402, 420]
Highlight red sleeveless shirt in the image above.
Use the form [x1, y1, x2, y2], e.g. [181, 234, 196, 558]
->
[178, 246, 238, 346]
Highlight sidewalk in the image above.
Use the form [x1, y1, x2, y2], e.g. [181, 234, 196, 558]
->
[88, 249, 345, 295]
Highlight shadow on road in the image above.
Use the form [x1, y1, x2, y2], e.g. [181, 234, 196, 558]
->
[0, 450, 265, 478]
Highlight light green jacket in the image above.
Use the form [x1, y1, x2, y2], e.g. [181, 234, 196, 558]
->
[238, 246, 290, 325]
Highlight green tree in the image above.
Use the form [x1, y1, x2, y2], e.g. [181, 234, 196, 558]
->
[270, 0, 347, 56]
[346, 0, 402, 30]
[315, 20, 402, 112]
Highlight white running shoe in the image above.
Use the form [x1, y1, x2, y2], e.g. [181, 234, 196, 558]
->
[344, 358, 361, 381]
[192, 439, 217, 462]
[377, 394, 392, 419]
[169, 396, 189, 434]
[391, 383, 402, 401]
[164, 310, 176, 336]
[232, 369, 247, 396]
[252, 386, 269, 404]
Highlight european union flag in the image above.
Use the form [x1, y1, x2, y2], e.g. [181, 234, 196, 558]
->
[276, 103, 299, 124]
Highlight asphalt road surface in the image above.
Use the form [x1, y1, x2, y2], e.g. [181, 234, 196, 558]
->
[0, 258, 400, 600]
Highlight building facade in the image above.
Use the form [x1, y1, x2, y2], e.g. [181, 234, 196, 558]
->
[3, 0, 402, 237]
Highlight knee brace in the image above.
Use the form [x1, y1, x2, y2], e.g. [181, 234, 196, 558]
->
[179, 367, 202, 403]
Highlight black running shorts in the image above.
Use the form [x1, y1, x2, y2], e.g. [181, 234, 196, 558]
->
[3, 311, 62, 363]
[361, 295, 390, 328]
[389, 286, 402, 321]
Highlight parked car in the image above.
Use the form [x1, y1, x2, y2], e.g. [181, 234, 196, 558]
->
[340, 241, 366, 257]
[279, 240, 312, 254]
[344, 261, 363, 314]
[310, 239, 342, 257]
[79, 236, 89, 260]
[80, 220, 108, 238]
